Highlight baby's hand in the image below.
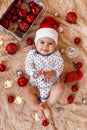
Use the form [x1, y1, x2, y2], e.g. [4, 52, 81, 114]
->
[43, 70, 55, 82]
[34, 70, 45, 78]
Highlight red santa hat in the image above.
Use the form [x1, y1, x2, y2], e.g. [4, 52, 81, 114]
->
[35, 16, 59, 45]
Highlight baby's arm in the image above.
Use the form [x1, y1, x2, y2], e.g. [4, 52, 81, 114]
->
[25, 50, 37, 77]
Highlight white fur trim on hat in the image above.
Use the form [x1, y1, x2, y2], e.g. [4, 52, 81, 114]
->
[35, 28, 58, 45]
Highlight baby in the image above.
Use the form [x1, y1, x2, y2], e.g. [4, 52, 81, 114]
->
[23, 16, 64, 121]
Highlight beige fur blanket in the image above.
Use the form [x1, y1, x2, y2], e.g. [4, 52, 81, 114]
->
[0, 0, 87, 130]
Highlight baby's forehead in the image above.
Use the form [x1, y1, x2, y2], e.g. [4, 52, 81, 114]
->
[39, 37, 55, 42]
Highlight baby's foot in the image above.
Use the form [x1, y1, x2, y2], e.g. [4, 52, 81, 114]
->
[38, 108, 46, 121]
[39, 101, 48, 110]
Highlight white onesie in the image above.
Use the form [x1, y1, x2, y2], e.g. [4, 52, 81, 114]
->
[25, 49, 64, 101]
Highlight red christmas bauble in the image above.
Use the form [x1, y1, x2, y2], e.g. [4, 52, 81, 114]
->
[66, 12, 77, 24]
[0, 63, 6, 72]
[71, 85, 78, 92]
[0, 19, 9, 29]
[7, 95, 15, 103]
[28, 1, 36, 8]
[18, 77, 28, 87]
[74, 37, 81, 44]
[18, 21, 29, 32]
[19, 9, 27, 18]
[26, 38, 33, 45]
[41, 119, 49, 126]
[6, 43, 18, 54]
[75, 61, 83, 69]
[32, 5, 41, 15]
[26, 14, 35, 23]
[67, 95, 74, 104]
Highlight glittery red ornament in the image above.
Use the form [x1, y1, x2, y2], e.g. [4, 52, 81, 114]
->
[76, 70, 83, 80]
[0, 19, 9, 29]
[0, 63, 6, 72]
[19, 9, 27, 18]
[41, 119, 49, 126]
[18, 21, 29, 32]
[74, 37, 81, 44]
[18, 77, 28, 87]
[67, 95, 74, 104]
[7, 95, 15, 103]
[26, 14, 35, 23]
[71, 85, 78, 92]
[32, 5, 41, 15]
[28, 1, 35, 8]
[26, 38, 33, 45]
[66, 12, 77, 24]
[64, 70, 83, 83]
[6, 43, 18, 54]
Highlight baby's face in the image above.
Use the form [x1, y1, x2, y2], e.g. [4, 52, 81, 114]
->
[35, 37, 56, 55]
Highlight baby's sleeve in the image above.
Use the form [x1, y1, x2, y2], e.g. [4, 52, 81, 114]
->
[25, 50, 36, 77]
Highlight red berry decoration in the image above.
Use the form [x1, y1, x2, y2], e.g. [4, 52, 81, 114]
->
[0, 63, 6, 72]
[26, 38, 33, 45]
[71, 85, 78, 92]
[74, 37, 81, 44]
[18, 21, 29, 32]
[67, 95, 74, 104]
[75, 62, 83, 69]
[18, 77, 28, 87]
[7, 95, 15, 103]
[6, 43, 18, 54]
[32, 5, 41, 15]
[42, 119, 49, 126]
[26, 14, 35, 23]
[66, 12, 77, 24]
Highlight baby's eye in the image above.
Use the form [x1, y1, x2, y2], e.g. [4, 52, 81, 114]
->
[40, 41, 44, 44]
[49, 42, 53, 45]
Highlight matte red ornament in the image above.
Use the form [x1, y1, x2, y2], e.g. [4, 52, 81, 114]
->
[74, 37, 81, 44]
[6, 43, 18, 54]
[18, 77, 28, 87]
[0, 63, 6, 72]
[67, 95, 74, 104]
[26, 38, 33, 45]
[71, 85, 78, 92]
[66, 12, 77, 24]
[42, 119, 49, 126]
[7, 95, 15, 103]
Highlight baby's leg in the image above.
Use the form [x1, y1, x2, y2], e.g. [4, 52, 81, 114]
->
[22, 86, 46, 120]
[40, 82, 64, 109]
